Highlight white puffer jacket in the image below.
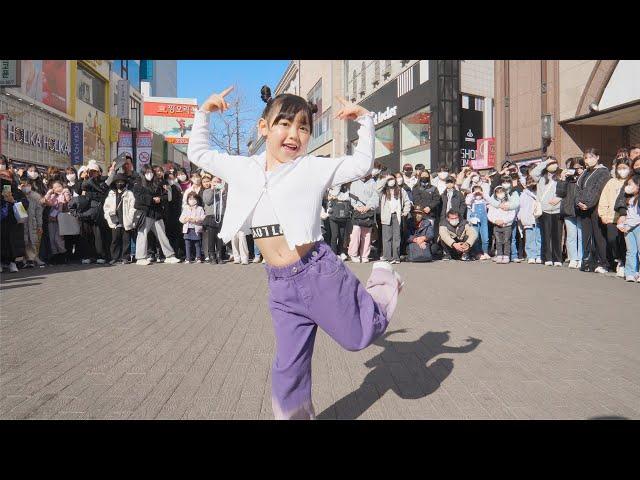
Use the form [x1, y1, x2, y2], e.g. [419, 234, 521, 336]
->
[103, 189, 136, 230]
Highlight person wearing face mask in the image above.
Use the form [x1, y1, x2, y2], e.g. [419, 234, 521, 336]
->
[327, 182, 352, 260]
[598, 158, 631, 277]
[487, 186, 517, 263]
[465, 185, 491, 260]
[530, 156, 563, 267]
[1, 169, 28, 273]
[517, 177, 542, 264]
[432, 166, 451, 195]
[394, 172, 413, 257]
[179, 191, 206, 263]
[461, 169, 490, 197]
[18, 179, 45, 268]
[438, 209, 477, 261]
[407, 208, 435, 262]
[556, 157, 586, 268]
[23, 164, 47, 195]
[402, 163, 418, 189]
[439, 176, 466, 223]
[132, 165, 181, 265]
[182, 172, 204, 207]
[202, 175, 227, 264]
[103, 174, 136, 265]
[615, 174, 640, 282]
[43, 180, 72, 264]
[375, 174, 411, 264]
[347, 173, 379, 263]
[161, 171, 185, 261]
[411, 171, 441, 225]
[575, 148, 611, 273]
[175, 168, 192, 192]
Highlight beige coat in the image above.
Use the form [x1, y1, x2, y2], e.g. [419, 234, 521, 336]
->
[598, 178, 624, 224]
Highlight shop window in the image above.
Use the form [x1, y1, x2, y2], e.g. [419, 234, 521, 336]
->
[374, 123, 394, 159]
[360, 61, 366, 97]
[400, 105, 431, 169]
[383, 60, 391, 80]
[77, 65, 106, 112]
[373, 61, 380, 87]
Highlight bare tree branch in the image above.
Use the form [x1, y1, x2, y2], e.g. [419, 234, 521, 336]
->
[208, 85, 259, 155]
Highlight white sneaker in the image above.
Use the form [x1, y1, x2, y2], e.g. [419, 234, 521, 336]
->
[480, 253, 491, 261]
[492, 256, 499, 262]
[185, 260, 192, 264]
[81, 258, 92, 264]
[340, 253, 348, 261]
[350, 256, 361, 263]
[512, 258, 522, 263]
[136, 258, 151, 266]
[594, 266, 609, 274]
[568, 260, 577, 269]
[535, 258, 542, 264]
[8, 262, 19, 273]
[362, 258, 370, 263]
[554, 262, 563, 267]
[616, 265, 625, 278]
[253, 255, 262, 263]
[164, 256, 181, 264]
[205, 256, 210, 262]
[528, 259, 536, 264]
[625, 275, 636, 282]
[390, 259, 400, 264]
[241, 260, 249, 265]
[576, 260, 582, 269]
[96, 259, 106, 264]
[379, 256, 388, 262]
[233, 259, 240, 264]
[545, 261, 553, 266]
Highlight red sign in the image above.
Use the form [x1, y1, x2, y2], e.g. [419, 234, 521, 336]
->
[143, 102, 197, 118]
[470, 137, 496, 170]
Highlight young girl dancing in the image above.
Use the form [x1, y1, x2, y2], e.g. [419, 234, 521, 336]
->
[188, 85, 403, 420]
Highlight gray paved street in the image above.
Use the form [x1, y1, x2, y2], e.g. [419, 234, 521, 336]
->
[1, 257, 639, 420]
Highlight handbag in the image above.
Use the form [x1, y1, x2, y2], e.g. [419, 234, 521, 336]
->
[329, 200, 352, 221]
[408, 242, 433, 262]
[352, 209, 376, 227]
[12, 201, 28, 224]
[58, 211, 81, 236]
[132, 209, 146, 230]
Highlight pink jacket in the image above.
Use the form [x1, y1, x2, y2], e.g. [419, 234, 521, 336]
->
[179, 204, 205, 234]
[44, 188, 72, 217]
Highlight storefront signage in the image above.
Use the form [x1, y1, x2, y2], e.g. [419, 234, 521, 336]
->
[373, 105, 398, 126]
[470, 137, 496, 170]
[6, 124, 69, 155]
[116, 79, 130, 119]
[136, 131, 153, 172]
[0, 60, 20, 87]
[70, 122, 83, 165]
[460, 107, 483, 168]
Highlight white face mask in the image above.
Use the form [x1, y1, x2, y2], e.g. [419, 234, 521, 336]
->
[178, 174, 187, 182]
[496, 193, 506, 200]
[449, 219, 459, 226]
[387, 180, 396, 187]
[585, 156, 598, 168]
[66, 174, 76, 182]
[188, 199, 197, 206]
[145, 172, 154, 181]
[438, 172, 448, 180]
[27, 171, 39, 179]
[214, 183, 224, 190]
[625, 185, 638, 195]
[617, 168, 630, 179]
[501, 183, 511, 190]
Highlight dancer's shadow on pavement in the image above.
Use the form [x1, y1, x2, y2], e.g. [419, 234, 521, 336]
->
[317, 330, 481, 420]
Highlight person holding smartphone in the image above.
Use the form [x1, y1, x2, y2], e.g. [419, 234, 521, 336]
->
[556, 157, 586, 269]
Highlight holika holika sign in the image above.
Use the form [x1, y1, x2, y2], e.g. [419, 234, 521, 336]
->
[6, 124, 70, 155]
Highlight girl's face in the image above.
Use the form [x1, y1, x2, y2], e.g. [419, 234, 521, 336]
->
[260, 110, 311, 164]
[52, 182, 63, 194]
[202, 177, 211, 189]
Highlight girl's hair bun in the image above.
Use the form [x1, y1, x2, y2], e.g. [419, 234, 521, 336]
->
[260, 85, 272, 104]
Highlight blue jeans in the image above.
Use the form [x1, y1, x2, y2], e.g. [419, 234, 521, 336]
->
[564, 216, 583, 262]
[510, 220, 520, 260]
[524, 224, 542, 260]
[468, 204, 489, 255]
[624, 225, 640, 277]
[254, 242, 261, 257]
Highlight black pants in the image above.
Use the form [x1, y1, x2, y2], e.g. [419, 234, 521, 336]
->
[494, 225, 512, 257]
[441, 241, 465, 260]
[64, 235, 81, 261]
[110, 227, 131, 262]
[578, 207, 608, 269]
[329, 218, 348, 256]
[540, 212, 563, 263]
[206, 226, 224, 259]
[605, 223, 626, 267]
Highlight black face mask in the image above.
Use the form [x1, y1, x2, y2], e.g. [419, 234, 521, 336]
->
[116, 182, 126, 190]
[420, 179, 430, 187]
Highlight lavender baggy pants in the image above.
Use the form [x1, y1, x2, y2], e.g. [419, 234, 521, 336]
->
[265, 241, 400, 420]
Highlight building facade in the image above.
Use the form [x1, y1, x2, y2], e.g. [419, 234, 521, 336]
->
[494, 60, 640, 169]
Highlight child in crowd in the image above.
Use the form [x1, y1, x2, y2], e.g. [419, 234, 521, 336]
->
[179, 191, 205, 264]
[487, 186, 517, 264]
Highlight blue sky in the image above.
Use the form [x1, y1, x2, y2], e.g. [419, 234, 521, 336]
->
[177, 60, 290, 120]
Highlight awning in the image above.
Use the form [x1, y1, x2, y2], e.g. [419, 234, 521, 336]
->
[559, 99, 640, 127]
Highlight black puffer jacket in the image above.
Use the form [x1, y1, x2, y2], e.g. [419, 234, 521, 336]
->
[133, 178, 168, 220]
[555, 177, 578, 217]
[411, 183, 441, 219]
[575, 165, 610, 210]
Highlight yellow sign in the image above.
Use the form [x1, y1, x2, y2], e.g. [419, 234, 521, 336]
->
[109, 116, 121, 142]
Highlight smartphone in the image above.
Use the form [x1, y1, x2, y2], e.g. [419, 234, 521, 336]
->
[3, 185, 11, 193]
[565, 169, 576, 175]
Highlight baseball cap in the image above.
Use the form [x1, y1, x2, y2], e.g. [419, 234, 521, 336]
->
[415, 163, 426, 170]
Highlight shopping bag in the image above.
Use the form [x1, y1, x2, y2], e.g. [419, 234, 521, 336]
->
[58, 211, 81, 236]
[13, 202, 28, 224]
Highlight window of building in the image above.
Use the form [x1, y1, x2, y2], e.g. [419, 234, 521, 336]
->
[400, 105, 431, 169]
[384, 60, 392, 79]
[77, 65, 106, 112]
[128, 61, 140, 91]
[374, 123, 394, 159]
[360, 61, 366, 97]
[351, 70, 357, 101]
[307, 79, 322, 120]
[373, 61, 380, 87]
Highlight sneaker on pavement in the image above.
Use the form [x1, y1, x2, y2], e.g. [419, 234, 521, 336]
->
[8, 262, 19, 273]
[594, 266, 609, 274]
[362, 258, 370, 263]
[616, 265, 625, 278]
[81, 258, 92, 265]
[241, 260, 249, 265]
[196, 259, 203, 264]
[164, 256, 181, 264]
[512, 258, 522, 263]
[253, 255, 262, 263]
[136, 258, 151, 266]
[528, 259, 536, 264]
[554, 262, 563, 267]
[391, 259, 400, 264]
[350, 256, 361, 263]
[461, 254, 470, 261]
[96, 258, 106, 264]
[545, 261, 553, 266]
[501, 256, 511, 264]
[625, 275, 636, 282]
[340, 253, 348, 261]
[379, 256, 388, 262]
[568, 260, 577, 269]
[233, 260, 240, 264]
[480, 253, 491, 260]
[185, 260, 192, 264]
[535, 258, 542, 264]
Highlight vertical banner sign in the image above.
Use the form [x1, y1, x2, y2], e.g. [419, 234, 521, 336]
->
[136, 131, 153, 172]
[470, 137, 496, 170]
[118, 131, 133, 159]
[460, 99, 484, 169]
[70, 122, 84, 166]
[0, 60, 20, 87]
[117, 79, 130, 119]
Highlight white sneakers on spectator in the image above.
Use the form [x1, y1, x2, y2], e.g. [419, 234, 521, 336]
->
[594, 266, 609, 274]
[81, 258, 92, 264]
[340, 253, 348, 261]
[390, 259, 400, 264]
[164, 256, 180, 264]
[362, 258, 370, 263]
[625, 275, 636, 282]
[616, 265, 625, 278]
[253, 255, 262, 263]
[535, 258, 542, 264]
[351, 256, 361, 263]
[545, 261, 553, 266]
[568, 260, 578, 269]
[554, 262, 563, 267]
[136, 258, 151, 266]
[527, 258, 536, 264]
[480, 253, 491, 260]
[96, 259, 106, 264]
[8, 262, 18, 273]
[512, 258, 522, 263]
